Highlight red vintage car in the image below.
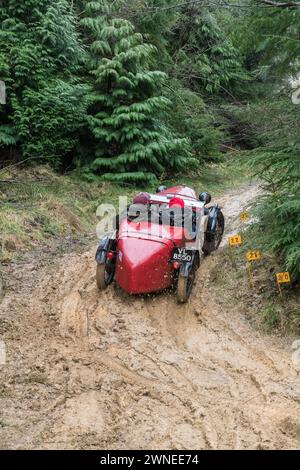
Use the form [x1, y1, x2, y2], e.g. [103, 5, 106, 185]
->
[95, 185, 224, 303]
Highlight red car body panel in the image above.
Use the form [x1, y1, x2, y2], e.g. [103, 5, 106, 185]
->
[116, 220, 187, 294]
[116, 236, 173, 294]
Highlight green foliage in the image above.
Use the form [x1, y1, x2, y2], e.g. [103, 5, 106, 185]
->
[11, 80, 89, 165]
[225, 2, 300, 280]
[81, 1, 190, 183]
[0, 0, 252, 175]
[129, 2, 248, 162]
[165, 80, 223, 162]
[128, 0, 179, 66]
[170, 6, 249, 94]
[238, 96, 300, 278]
[233, 3, 300, 83]
[250, 143, 300, 278]
[0, 124, 17, 146]
[0, 0, 86, 166]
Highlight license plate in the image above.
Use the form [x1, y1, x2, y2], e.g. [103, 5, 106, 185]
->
[172, 248, 194, 263]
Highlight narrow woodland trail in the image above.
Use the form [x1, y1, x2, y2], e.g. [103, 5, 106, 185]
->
[1, 184, 300, 450]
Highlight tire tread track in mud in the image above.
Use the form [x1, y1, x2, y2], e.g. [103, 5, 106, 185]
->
[1, 183, 300, 450]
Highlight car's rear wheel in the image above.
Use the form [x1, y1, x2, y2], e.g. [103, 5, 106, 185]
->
[177, 263, 196, 304]
[96, 263, 115, 290]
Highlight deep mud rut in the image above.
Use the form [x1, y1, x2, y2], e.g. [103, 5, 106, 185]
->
[1, 184, 300, 450]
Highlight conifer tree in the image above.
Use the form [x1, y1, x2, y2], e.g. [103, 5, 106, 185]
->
[0, 0, 87, 166]
[230, 3, 300, 277]
[239, 97, 300, 278]
[81, 1, 190, 184]
[171, 5, 248, 94]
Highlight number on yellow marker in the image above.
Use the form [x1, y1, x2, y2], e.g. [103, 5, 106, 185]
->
[246, 251, 262, 262]
[229, 235, 242, 247]
[240, 212, 250, 222]
[276, 272, 291, 284]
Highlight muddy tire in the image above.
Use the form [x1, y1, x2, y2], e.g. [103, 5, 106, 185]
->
[96, 263, 114, 290]
[177, 275, 188, 303]
[214, 211, 225, 250]
[176, 265, 196, 304]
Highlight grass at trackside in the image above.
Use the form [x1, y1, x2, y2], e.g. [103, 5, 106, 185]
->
[163, 154, 251, 197]
[0, 165, 130, 262]
[212, 245, 300, 336]
[0, 154, 249, 262]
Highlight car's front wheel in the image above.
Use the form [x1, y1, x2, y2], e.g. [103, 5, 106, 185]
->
[96, 263, 115, 290]
[176, 263, 196, 304]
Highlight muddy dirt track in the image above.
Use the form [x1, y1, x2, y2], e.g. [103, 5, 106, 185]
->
[1, 184, 300, 450]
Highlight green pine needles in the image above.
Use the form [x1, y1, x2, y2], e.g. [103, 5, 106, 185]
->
[250, 143, 300, 278]
[0, 0, 87, 164]
[81, 1, 190, 184]
[240, 96, 300, 278]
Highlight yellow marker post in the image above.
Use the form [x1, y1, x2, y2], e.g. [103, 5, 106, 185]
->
[276, 272, 291, 284]
[246, 251, 262, 262]
[245, 251, 262, 288]
[229, 235, 242, 247]
[240, 212, 250, 222]
[276, 272, 291, 296]
[228, 235, 242, 269]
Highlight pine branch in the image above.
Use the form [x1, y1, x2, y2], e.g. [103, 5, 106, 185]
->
[123, 0, 300, 16]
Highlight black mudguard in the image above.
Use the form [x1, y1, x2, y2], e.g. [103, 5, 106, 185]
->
[203, 205, 224, 255]
[205, 205, 220, 243]
[95, 236, 116, 265]
[179, 251, 200, 278]
[179, 262, 193, 278]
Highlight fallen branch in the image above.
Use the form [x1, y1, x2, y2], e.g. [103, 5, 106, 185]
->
[257, 0, 300, 8]
[0, 178, 52, 184]
[0, 156, 46, 174]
